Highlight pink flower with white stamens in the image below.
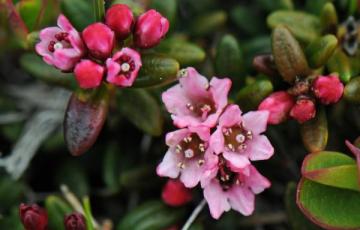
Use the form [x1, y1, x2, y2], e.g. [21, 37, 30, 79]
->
[201, 154, 270, 219]
[106, 48, 142, 87]
[35, 14, 85, 71]
[162, 67, 232, 128]
[210, 104, 274, 162]
[156, 126, 217, 188]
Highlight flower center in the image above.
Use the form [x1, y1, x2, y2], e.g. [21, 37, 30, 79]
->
[48, 32, 70, 52]
[175, 133, 206, 169]
[186, 99, 215, 119]
[216, 156, 239, 191]
[223, 124, 252, 152]
[117, 55, 135, 78]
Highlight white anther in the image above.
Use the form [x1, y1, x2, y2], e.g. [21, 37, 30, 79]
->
[177, 162, 185, 169]
[198, 159, 205, 166]
[227, 143, 234, 151]
[186, 103, 194, 111]
[183, 136, 192, 143]
[199, 143, 205, 152]
[201, 104, 211, 112]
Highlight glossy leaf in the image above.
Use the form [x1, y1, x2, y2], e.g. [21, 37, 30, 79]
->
[134, 54, 179, 88]
[45, 196, 72, 230]
[215, 34, 243, 77]
[297, 178, 360, 229]
[64, 85, 110, 156]
[320, 2, 338, 34]
[190, 11, 227, 36]
[112, 0, 145, 16]
[344, 76, 360, 104]
[305, 35, 338, 69]
[230, 6, 264, 35]
[256, 0, 293, 11]
[267, 11, 320, 43]
[92, 0, 105, 21]
[150, 0, 177, 26]
[154, 39, 206, 66]
[272, 25, 309, 83]
[83, 197, 94, 230]
[103, 144, 122, 192]
[0, 177, 25, 212]
[327, 48, 352, 83]
[117, 89, 163, 136]
[300, 107, 328, 153]
[61, 0, 95, 30]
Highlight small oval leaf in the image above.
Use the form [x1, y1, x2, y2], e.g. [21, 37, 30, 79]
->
[320, 2, 338, 34]
[344, 76, 360, 104]
[190, 11, 227, 36]
[45, 196, 72, 230]
[327, 48, 352, 83]
[305, 35, 338, 69]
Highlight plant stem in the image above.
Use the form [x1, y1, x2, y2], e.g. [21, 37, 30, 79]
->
[181, 199, 206, 230]
[93, 0, 105, 21]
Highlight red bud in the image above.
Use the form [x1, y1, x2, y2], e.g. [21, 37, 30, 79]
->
[74, 60, 104, 89]
[290, 98, 316, 123]
[312, 75, 344, 105]
[105, 4, 134, 39]
[64, 212, 86, 230]
[82, 23, 114, 60]
[19, 204, 48, 230]
[162, 179, 192, 207]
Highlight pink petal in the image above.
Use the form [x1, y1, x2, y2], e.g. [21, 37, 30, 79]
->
[218, 104, 242, 127]
[209, 128, 225, 154]
[203, 180, 231, 219]
[52, 48, 81, 71]
[162, 84, 190, 117]
[210, 77, 232, 111]
[246, 165, 271, 194]
[179, 67, 211, 101]
[245, 135, 274, 161]
[201, 150, 219, 187]
[156, 149, 181, 178]
[39, 27, 61, 40]
[223, 152, 250, 171]
[105, 58, 121, 81]
[180, 159, 203, 188]
[35, 41, 53, 65]
[165, 129, 189, 146]
[57, 14, 75, 32]
[242, 110, 269, 135]
[227, 186, 255, 216]
[189, 126, 211, 142]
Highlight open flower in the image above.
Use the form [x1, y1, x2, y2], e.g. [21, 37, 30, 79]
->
[35, 14, 85, 71]
[162, 67, 231, 128]
[156, 126, 216, 188]
[210, 104, 274, 162]
[106, 48, 142, 87]
[201, 155, 270, 219]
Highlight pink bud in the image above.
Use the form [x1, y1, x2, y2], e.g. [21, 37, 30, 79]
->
[64, 212, 86, 230]
[290, 98, 316, 123]
[82, 23, 115, 60]
[74, 60, 104, 89]
[258, 91, 295, 124]
[106, 47, 142, 87]
[162, 179, 192, 207]
[105, 4, 134, 39]
[312, 75, 344, 105]
[134, 9, 169, 49]
[19, 204, 48, 230]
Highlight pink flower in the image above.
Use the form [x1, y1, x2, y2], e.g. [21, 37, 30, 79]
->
[105, 48, 142, 87]
[74, 60, 104, 89]
[289, 98, 316, 123]
[35, 14, 85, 71]
[162, 179, 193, 207]
[258, 91, 295, 125]
[134, 9, 169, 48]
[105, 4, 134, 39]
[162, 67, 231, 128]
[312, 75, 344, 105]
[82, 23, 115, 60]
[201, 155, 270, 219]
[156, 126, 217, 188]
[210, 104, 274, 162]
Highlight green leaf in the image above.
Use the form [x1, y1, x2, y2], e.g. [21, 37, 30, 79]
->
[61, 0, 95, 30]
[236, 78, 273, 111]
[230, 6, 264, 35]
[134, 54, 179, 88]
[305, 35, 338, 69]
[297, 179, 360, 229]
[45, 196, 72, 230]
[215, 34, 243, 77]
[320, 2, 338, 34]
[150, 0, 177, 26]
[19, 53, 76, 90]
[93, 0, 105, 21]
[0, 207, 23, 230]
[83, 197, 94, 230]
[103, 144, 122, 192]
[271, 25, 309, 83]
[344, 76, 360, 104]
[190, 11, 227, 36]
[327, 48, 352, 83]
[64, 84, 111, 156]
[302, 151, 356, 172]
[154, 39, 206, 66]
[300, 107, 328, 153]
[0, 177, 25, 212]
[117, 200, 184, 230]
[267, 11, 320, 44]
[257, 0, 294, 11]
[285, 182, 322, 230]
[119, 165, 157, 189]
[112, 0, 145, 16]
[117, 89, 163, 136]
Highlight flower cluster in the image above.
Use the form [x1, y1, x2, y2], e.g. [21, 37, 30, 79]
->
[157, 68, 274, 219]
[259, 75, 344, 124]
[35, 4, 169, 89]
[19, 203, 86, 230]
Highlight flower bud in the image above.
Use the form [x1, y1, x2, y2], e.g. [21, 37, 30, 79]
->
[258, 91, 295, 124]
[19, 203, 48, 230]
[312, 75, 344, 105]
[134, 9, 169, 49]
[64, 212, 86, 230]
[82, 23, 115, 60]
[161, 179, 192, 207]
[290, 98, 316, 123]
[105, 4, 134, 39]
[74, 60, 104, 89]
